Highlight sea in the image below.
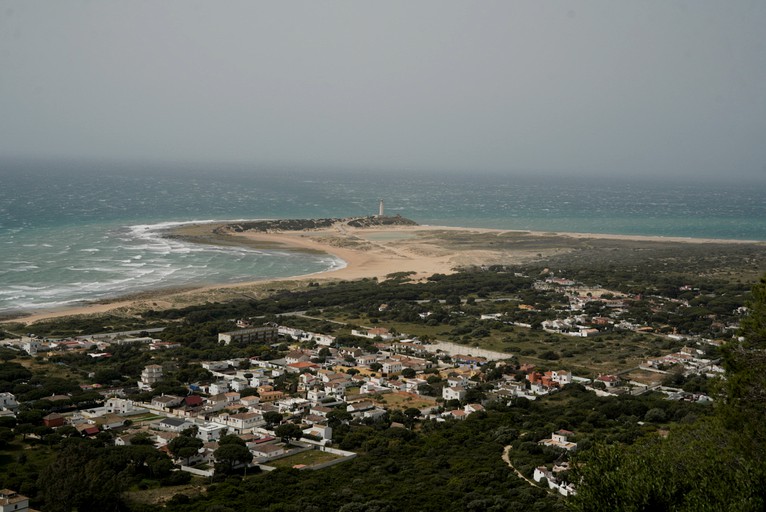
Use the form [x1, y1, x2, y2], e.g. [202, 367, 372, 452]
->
[1, 160, 765, 315]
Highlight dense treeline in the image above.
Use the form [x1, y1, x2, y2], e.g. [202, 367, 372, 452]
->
[537, 240, 764, 296]
[141, 270, 532, 323]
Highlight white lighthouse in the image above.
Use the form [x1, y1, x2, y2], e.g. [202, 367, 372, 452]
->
[378, 199, 384, 217]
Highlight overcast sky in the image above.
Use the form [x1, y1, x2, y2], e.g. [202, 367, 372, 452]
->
[1, 1, 764, 179]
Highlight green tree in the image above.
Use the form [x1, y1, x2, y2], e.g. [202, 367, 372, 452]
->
[130, 431, 155, 445]
[167, 435, 203, 465]
[263, 411, 284, 427]
[218, 433, 247, 446]
[15, 423, 34, 440]
[275, 423, 303, 443]
[570, 420, 761, 512]
[38, 443, 126, 512]
[722, 274, 766, 442]
[214, 443, 253, 474]
[92, 368, 122, 385]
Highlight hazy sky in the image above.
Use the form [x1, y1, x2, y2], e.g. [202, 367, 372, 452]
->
[1, 1, 765, 179]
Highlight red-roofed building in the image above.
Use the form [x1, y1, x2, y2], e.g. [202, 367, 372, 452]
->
[445, 409, 467, 420]
[596, 374, 621, 388]
[184, 395, 204, 407]
[43, 413, 65, 428]
[80, 426, 100, 436]
[286, 361, 320, 373]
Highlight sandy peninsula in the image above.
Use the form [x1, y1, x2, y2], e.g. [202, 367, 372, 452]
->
[5, 220, 764, 325]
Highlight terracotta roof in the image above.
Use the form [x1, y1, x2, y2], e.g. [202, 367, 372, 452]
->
[288, 361, 319, 369]
[185, 395, 204, 406]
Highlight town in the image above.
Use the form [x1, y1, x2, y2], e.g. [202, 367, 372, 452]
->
[1, 263, 744, 510]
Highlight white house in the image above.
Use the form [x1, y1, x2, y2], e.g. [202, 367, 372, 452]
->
[443, 386, 467, 402]
[380, 359, 403, 375]
[0, 489, 30, 512]
[223, 412, 264, 434]
[240, 395, 260, 407]
[464, 403, 484, 415]
[251, 443, 286, 461]
[151, 395, 184, 410]
[228, 377, 250, 392]
[306, 387, 327, 402]
[311, 333, 335, 346]
[139, 364, 163, 390]
[156, 417, 193, 433]
[346, 401, 375, 414]
[208, 381, 230, 395]
[540, 430, 577, 451]
[105, 398, 147, 416]
[303, 423, 333, 441]
[550, 370, 572, 386]
[595, 374, 621, 388]
[0, 393, 18, 411]
[196, 423, 226, 443]
[533, 466, 577, 496]
[201, 361, 230, 372]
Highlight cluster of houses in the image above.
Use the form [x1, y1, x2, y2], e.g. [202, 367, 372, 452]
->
[3, 320, 591, 474]
[1, 307, 725, 484]
[532, 431, 579, 496]
[0, 330, 174, 358]
[641, 346, 724, 377]
[533, 461, 577, 496]
[0, 325, 517, 474]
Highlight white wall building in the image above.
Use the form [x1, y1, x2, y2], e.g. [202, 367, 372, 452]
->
[0, 393, 18, 411]
[443, 386, 467, 401]
[139, 364, 163, 390]
[196, 423, 226, 443]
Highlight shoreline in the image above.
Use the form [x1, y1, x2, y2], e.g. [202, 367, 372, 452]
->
[4, 222, 765, 325]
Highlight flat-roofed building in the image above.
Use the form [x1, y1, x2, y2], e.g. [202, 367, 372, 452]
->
[224, 412, 264, 434]
[0, 489, 29, 512]
[139, 364, 163, 390]
[218, 326, 278, 345]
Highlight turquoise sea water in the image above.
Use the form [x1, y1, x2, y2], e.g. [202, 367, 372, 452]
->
[1, 160, 765, 314]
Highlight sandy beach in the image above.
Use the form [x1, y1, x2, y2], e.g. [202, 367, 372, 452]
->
[5, 221, 764, 325]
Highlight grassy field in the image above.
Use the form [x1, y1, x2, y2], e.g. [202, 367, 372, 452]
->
[623, 369, 667, 386]
[376, 392, 437, 410]
[125, 413, 167, 425]
[268, 449, 340, 469]
[14, 356, 86, 381]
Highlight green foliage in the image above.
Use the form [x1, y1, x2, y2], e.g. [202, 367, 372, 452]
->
[167, 435, 203, 463]
[570, 420, 762, 512]
[214, 443, 253, 474]
[0, 362, 33, 392]
[218, 434, 247, 446]
[263, 411, 284, 427]
[722, 275, 766, 437]
[36, 440, 173, 512]
[275, 423, 303, 443]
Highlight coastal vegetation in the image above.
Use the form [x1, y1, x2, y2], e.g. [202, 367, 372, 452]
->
[226, 215, 418, 233]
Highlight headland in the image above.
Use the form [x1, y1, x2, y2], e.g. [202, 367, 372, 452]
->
[5, 215, 765, 325]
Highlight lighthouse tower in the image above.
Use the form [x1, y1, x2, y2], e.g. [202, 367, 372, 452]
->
[378, 199, 384, 217]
